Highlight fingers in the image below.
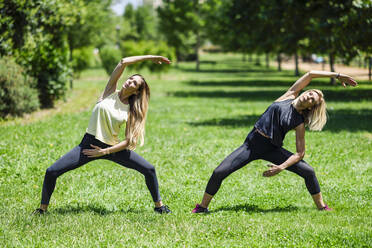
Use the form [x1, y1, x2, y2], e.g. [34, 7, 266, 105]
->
[155, 56, 171, 64]
[349, 78, 358, 86]
[263, 169, 274, 177]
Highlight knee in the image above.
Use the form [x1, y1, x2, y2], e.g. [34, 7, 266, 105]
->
[45, 167, 59, 179]
[299, 162, 316, 178]
[143, 165, 156, 177]
[212, 167, 228, 181]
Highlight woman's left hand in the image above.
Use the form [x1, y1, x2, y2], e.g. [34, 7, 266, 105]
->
[263, 164, 283, 177]
[82, 144, 108, 158]
[338, 74, 358, 87]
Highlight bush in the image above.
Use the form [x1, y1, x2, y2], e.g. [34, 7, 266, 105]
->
[72, 46, 95, 78]
[120, 40, 175, 73]
[99, 45, 122, 75]
[0, 57, 40, 118]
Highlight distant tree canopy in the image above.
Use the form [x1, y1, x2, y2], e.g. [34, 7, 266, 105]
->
[1, 0, 371, 113]
[203, 0, 372, 77]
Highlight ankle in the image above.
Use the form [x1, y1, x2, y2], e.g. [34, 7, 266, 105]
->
[40, 204, 48, 211]
[154, 201, 163, 208]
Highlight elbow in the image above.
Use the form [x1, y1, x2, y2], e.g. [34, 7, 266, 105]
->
[297, 151, 305, 160]
[307, 71, 314, 79]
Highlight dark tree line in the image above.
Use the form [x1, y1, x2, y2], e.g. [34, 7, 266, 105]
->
[157, 0, 372, 79]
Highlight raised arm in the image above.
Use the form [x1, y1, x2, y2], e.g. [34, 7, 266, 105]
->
[98, 55, 171, 102]
[276, 70, 358, 101]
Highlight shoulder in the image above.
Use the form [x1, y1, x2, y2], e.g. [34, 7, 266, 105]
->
[274, 93, 296, 103]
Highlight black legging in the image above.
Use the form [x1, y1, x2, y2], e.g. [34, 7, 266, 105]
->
[205, 129, 321, 196]
[41, 133, 161, 205]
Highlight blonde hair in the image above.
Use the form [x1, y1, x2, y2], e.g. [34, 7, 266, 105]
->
[125, 74, 150, 150]
[302, 89, 327, 131]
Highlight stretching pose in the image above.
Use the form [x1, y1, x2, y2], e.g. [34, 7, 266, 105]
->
[34, 55, 171, 214]
[192, 71, 357, 213]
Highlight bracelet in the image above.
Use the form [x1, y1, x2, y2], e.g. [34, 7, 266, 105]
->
[336, 73, 340, 79]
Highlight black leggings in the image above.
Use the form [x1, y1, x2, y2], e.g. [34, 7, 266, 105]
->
[205, 129, 321, 196]
[41, 133, 161, 205]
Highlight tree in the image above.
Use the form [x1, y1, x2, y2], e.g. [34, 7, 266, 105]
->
[157, 0, 204, 70]
[0, 0, 81, 107]
[308, 0, 360, 83]
[66, 0, 114, 87]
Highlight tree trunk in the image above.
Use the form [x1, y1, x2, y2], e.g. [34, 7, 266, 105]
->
[69, 45, 73, 89]
[294, 50, 299, 76]
[369, 57, 372, 81]
[255, 54, 261, 66]
[277, 53, 282, 71]
[195, 30, 200, 71]
[195, 1, 200, 71]
[329, 53, 336, 84]
[295, 50, 300, 77]
[265, 53, 269, 68]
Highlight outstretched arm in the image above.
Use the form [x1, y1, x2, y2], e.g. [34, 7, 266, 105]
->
[276, 71, 358, 101]
[98, 55, 171, 101]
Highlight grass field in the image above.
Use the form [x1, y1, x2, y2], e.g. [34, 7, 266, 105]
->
[1, 53, 371, 247]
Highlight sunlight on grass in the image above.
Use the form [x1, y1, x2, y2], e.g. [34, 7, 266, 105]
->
[1, 54, 371, 247]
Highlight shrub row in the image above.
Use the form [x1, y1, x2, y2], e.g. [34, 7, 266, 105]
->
[99, 41, 175, 76]
[0, 57, 39, 118]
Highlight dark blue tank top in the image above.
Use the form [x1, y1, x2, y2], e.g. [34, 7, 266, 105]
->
[254, 99, 304, 147]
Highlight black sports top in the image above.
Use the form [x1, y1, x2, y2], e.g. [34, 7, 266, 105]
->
[254, 99, 304, 147]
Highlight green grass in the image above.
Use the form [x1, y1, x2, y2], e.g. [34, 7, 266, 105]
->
[1, 53, 371, 247]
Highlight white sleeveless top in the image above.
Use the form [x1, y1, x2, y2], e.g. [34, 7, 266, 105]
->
[86, 90, 129, 145]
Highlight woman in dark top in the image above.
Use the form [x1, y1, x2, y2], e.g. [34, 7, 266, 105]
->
[192, 70, 357, 213]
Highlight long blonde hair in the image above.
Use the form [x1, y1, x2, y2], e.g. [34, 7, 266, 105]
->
[125, 74, 150, 150]
[302, 89, 327, 131]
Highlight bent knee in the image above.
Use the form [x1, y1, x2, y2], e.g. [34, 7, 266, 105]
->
[298, 161, 316, 177]
[143, 165, 156, 176]
[45, 167, 59, 178]
[212, 168, 229, 181]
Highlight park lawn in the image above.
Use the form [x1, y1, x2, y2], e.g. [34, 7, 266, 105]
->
[0, 53, 371, 247]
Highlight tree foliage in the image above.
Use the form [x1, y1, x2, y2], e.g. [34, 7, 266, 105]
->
[157, 0, 204, 63]
[0, 0, 114, 107]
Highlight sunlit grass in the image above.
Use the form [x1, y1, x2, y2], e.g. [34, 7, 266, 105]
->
[1, 53, 371, 247]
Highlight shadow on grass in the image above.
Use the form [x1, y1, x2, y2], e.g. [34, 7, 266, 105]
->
[185, 79, 372, 88]
[188, 109, 372, 132]
[185, 79, 324, 88]
[179, 68, 277, 74]
[188, 115, 260, 128]
[169, 89, 372, 102]
[212, 203, 298, 213]
[53, 203, 144, 215]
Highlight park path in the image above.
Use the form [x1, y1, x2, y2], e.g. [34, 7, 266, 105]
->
[280, 60, 370, 81]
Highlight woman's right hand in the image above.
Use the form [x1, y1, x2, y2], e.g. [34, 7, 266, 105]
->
[337, 74, 358, 87]
[150, 56, 171, 65]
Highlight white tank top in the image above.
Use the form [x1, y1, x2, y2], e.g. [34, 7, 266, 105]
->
[86, 90, 129, 145]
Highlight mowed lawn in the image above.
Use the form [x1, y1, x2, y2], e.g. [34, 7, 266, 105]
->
[1, 54, 371, 247]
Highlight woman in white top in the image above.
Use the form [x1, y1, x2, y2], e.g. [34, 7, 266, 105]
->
[34, 55, 172, 214]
